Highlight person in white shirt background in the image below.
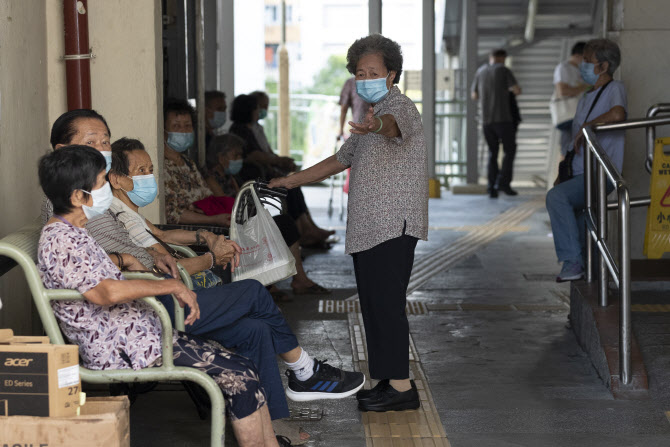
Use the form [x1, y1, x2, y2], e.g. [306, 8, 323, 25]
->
[552, 42, 590, 157]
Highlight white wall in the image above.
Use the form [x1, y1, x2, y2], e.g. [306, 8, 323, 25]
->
[613, 0, 670, 258]
[0, 2, 50, 334]
[1, 0, 164, 334]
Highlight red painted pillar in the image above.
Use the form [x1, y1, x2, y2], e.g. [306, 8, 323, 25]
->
[63, 0, 92, 110]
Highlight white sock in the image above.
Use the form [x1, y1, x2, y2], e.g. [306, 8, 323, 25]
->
[285, 349, 315, 381]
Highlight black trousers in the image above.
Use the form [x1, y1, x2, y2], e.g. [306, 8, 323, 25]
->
[352, 233, 418, 379]
[483, 122, 517, 190]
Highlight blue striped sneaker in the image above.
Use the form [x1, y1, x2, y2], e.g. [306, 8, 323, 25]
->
[285, 359, 365, 402]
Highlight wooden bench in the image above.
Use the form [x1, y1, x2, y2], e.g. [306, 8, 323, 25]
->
[0, 223, 226, 447]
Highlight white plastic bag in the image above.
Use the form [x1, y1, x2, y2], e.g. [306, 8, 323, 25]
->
[230, 184, 296, 286]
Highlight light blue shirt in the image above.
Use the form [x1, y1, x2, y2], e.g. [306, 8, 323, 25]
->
[571, 80, 627, 176]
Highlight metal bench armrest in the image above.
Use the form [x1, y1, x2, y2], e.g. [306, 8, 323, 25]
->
[47, 290, 175, 367]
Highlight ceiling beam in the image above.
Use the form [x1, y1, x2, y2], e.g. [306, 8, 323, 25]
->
[478, 27, 593, 37]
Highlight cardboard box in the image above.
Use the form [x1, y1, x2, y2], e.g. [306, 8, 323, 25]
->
[0, 329, 80, 417]
[0, 396, 130, 447]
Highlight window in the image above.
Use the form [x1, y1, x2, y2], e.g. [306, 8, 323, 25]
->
[264, 5, 278, 24]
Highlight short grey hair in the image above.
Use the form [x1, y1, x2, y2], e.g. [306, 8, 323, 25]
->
[346, 34, 403, 84]
[585, 38, 621, 75]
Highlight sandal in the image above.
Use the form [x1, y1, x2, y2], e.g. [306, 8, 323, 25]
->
[292, 283, 331, 296]
[274, 419, 309, 445]
[267, 285, 293, 303]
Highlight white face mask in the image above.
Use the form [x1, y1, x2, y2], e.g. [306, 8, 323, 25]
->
[81, 183, 113, 219]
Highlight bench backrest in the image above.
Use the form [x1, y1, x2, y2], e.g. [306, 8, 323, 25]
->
[0, 223, 67, 345]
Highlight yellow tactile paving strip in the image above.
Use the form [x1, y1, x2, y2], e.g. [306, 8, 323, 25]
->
[342, 198, 547, 446]
[349, 312, 451, 447]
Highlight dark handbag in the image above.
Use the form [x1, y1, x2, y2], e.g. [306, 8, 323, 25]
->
[557, 150, 576, 183]
[555, 81, 612, 184]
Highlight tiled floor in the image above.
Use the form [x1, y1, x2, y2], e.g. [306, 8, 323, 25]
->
[120, 186, 670, 447]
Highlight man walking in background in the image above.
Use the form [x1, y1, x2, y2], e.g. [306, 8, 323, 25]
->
[471, 49, 522, 198]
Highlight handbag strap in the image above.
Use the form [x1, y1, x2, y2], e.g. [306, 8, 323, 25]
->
[583, 80, 612, 125]
[146, 229, 185, 259]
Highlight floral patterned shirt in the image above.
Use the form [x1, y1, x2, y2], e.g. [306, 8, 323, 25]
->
[164, 154, 213, 224]
[38, 221, 167, 370]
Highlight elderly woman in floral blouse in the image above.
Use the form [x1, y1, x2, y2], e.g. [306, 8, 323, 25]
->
[37, 145, 281, 446]
[270, 34, 428, 413]
[163, 98, 231, 227]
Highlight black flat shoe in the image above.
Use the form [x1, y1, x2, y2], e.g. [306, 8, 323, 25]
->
[489, 189, 498, 198]
[358, 380, 420, 412]
[356, 379, 389, 402]
[500, 187, 518, 196]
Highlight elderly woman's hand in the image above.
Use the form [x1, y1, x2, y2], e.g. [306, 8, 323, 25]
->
[349, 107, 378, 135]
[210, 237, 242, 270]
[171, 281, 200, 326]
[268, 176, 292, 189]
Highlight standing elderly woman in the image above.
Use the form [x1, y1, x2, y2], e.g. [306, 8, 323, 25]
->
[269, 34, 428, 412]
[547, 38, 627, 282]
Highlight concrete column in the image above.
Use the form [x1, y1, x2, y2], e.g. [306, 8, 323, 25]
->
[195, 0, 206, 167]
[369, 0, 382, 35]
[217, 0, 234, 99]
[463, 0, 479, 184]
[203, 0, 218, 90]
[422, 0, 439, 197]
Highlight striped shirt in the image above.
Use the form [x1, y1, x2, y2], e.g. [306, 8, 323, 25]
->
[41, 197, 155, 269]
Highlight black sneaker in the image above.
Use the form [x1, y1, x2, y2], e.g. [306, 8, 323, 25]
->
[285, 359, 365, 402]
[356, 379, 389, 402]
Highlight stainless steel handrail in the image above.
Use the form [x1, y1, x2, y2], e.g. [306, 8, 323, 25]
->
[582, 109, 670, 386]
[583, 126, 632, 385]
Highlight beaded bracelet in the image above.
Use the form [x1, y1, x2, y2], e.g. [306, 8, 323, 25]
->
[206, 251, 215, 269]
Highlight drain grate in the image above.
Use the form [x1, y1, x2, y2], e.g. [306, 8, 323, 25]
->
[288, 407, 323, 421]
[318, 300, 427, 315]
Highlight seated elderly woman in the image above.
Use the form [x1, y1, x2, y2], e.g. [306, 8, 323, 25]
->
[229, 94, 335, 248]
[108, 136, 238, 289]
[546, 38, 627, 282]
[163, 98, 231, 227]
[41, 109, 364, 437]
[204, 134, 330, 295]
[37, 145, 279, 447]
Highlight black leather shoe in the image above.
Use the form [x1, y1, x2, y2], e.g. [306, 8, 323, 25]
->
[500, 187, 518, 196]
[358, 380, 420, 412]
[489, 189, 498, 198]
[356, 379, 389, 401]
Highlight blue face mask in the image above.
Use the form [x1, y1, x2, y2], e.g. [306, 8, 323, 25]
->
[167, 132, 194, 152]
[209, 111, 227, 129]
[259, 109, 268, 120]
[580, 62, 600, 85]
[225, 159, 243, 175]
[81, 182, 113, 219]
[125, 174, 158, 208]
[356, 73, 391, 104]
[101, 151, 112, 173]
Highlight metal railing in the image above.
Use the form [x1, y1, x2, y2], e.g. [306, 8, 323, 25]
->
[582, 105, 670, 385]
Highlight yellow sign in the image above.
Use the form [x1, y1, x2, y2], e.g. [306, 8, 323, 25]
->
[644, 137, 670, 258]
